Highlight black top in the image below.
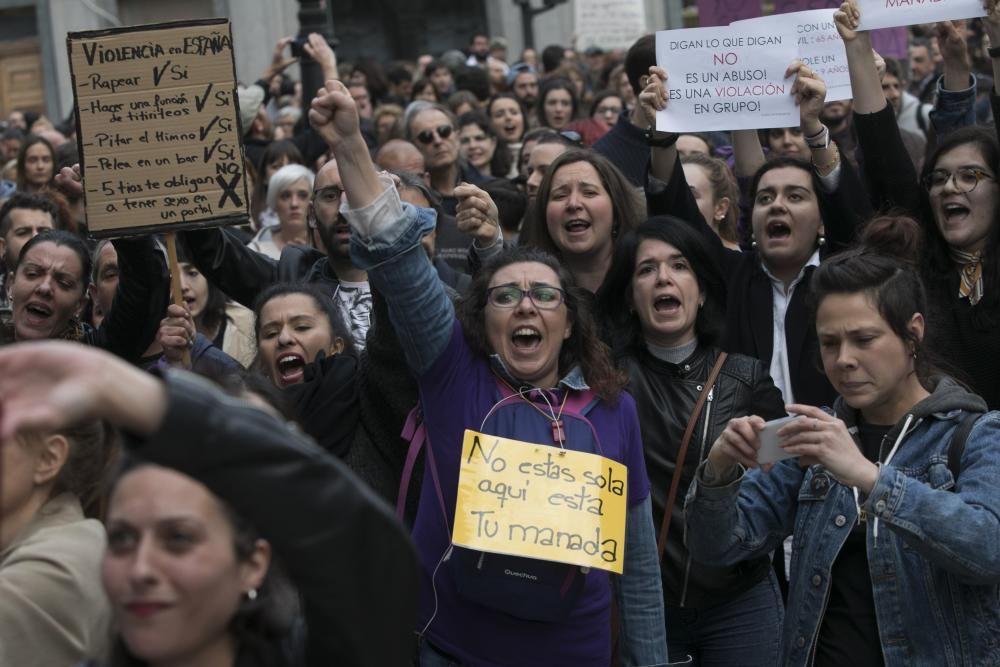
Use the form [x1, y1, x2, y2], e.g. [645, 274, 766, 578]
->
[813, 419, 889, 667]
[852, 103, 1000, 410]
[622, 345, 785, 608]
[646, 153, 871, 407]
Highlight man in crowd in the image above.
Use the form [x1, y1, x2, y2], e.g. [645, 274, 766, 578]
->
[0, 193, 58, 325]
[909, 36, 940, 104]
[466, 32, 490, 66]
[509, 63, 540, 114]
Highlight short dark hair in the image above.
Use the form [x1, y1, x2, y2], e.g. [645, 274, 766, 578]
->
[454, 66, 491, 101]
[625, 34, 656, 97]
[541, 45, 565, 72]
[601, 217, 727, 352]
[386, 65, 412, 86]
[457, 245, 626, 402]
[883, 57, 905, 83]
[0, 191, 59, 236]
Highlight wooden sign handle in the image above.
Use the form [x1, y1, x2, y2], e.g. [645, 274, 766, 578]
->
[164, 232, 192, 368]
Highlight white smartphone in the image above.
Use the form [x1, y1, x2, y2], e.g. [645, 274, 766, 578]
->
[756, 415, 801, 465]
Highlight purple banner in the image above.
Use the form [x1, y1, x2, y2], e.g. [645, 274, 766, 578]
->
[697, 0, 761, 27]
[773, 0, 910, 59]
[870, 27, 909, 59]
[773, 0, 837, 12]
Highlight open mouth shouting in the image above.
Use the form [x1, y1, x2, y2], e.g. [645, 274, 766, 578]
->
[275, 352, 307, 387]
[511, 325, 543, 353]
[940, 201, 971, 226]
[765, 219, 792, 241]
[653, 293, 682, 316]
[564, 218, 592, 236]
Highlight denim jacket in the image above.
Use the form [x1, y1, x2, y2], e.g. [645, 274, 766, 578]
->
[684, 377, 1000, 666]
[343, 179, 669, 667]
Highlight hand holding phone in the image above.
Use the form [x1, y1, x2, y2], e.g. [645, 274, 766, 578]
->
[756, 415, 801, 465]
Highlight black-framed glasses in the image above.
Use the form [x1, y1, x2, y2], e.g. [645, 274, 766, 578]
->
[922, 167, 995, 193]
[312, 185, 344, 204]
[416, 125, 454, 145]
[486, 284, 566, 310]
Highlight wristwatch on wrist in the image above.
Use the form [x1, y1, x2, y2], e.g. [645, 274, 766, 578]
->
[644, 127, 679, 148]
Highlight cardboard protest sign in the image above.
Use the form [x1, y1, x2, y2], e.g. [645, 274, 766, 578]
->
[656, 25, 799, 132]
[68, 19, 248, 237]
[452, 430, 628, 574]
[736, 9, 852, 102]
[574, 0, 649, 51]
[857, 0, 985, 31]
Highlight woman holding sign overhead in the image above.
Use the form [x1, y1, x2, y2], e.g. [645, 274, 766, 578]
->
[684, 222, 1000, 667]
[308, 79, 670, 666]
[642, 63, 871, 408]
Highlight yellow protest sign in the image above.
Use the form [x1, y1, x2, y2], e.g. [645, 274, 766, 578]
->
[67, 18, 248, 237]
[452, 429, 628, 574]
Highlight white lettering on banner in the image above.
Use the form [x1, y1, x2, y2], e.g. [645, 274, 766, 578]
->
[656, 25, 799, 133]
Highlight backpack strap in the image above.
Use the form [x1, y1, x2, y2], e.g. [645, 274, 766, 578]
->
[948, 411, 982, 484]
[398, 405, 450, 529]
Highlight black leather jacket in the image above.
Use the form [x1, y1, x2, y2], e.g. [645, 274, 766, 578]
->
[623, 344, 786, 609]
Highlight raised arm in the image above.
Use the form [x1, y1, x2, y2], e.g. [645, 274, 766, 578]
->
[837, 0, 921, 214]
[86, 235, 169, 363]
[179, 227, 282, 309]
[310, 80, 453, 374]
[0, 342, 420, 667]
[929, 20, 979, 136]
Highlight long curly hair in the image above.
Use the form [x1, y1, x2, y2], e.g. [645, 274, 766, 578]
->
[456, 246, 626, 403]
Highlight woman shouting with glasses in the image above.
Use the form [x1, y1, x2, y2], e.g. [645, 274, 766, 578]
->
[310, 79, 670, 667]
[837, 0, 1000, 408]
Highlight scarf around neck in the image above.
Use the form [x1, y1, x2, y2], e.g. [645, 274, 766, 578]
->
[951, 248, 984, 306]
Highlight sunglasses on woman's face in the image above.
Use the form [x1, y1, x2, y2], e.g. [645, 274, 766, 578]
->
[416, 125, 454, 144]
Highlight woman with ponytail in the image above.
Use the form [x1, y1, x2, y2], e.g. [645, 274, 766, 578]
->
[0, 420, 117, 667]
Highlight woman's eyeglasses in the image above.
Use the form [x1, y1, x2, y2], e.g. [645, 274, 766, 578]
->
[486, 284, 566, 310]
[416, 125, 454, 145]
[922, 166, 995, 193]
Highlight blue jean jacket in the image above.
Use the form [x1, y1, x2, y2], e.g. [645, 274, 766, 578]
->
[345, 185, 670, 666]
[684, 409, 1000, 666]
[930, 74, 977, 136]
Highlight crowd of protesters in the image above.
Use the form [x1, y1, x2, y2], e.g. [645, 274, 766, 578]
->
[1, 0, 1000, 665]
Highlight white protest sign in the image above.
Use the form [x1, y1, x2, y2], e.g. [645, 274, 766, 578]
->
[574, 0, 649, 51]
[735, 9, 852, 102]
[656, 25, 799, 132]
[857, 0, 985, 31]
